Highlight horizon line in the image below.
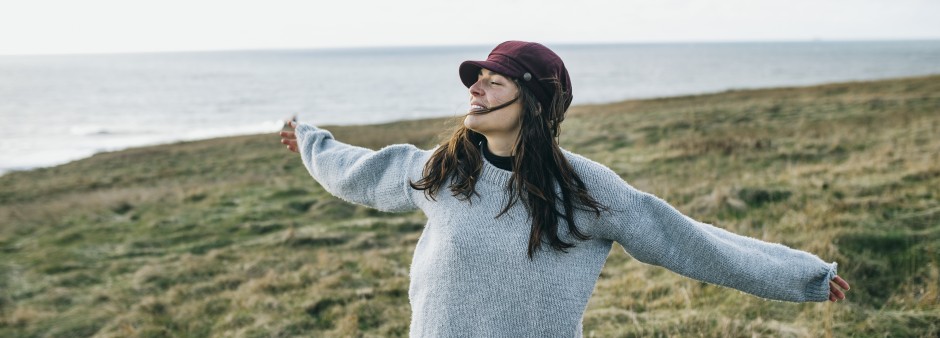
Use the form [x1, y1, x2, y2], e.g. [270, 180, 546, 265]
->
[3, 37, 940, 57]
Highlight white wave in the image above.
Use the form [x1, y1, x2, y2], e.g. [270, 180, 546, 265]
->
[69, 125, 111, 136]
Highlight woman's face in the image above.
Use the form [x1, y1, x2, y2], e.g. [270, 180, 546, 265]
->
[464, 68, 523, 137]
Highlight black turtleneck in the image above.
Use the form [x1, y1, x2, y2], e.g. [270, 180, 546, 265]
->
[480, 140, 514, 171]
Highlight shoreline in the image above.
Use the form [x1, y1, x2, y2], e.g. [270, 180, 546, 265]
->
[3, 72, 939, 177]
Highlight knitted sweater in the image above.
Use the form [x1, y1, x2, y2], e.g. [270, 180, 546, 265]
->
[294, 123, 838, 338]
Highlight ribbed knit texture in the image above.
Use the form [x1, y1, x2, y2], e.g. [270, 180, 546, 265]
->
[295, 123, 838, 338]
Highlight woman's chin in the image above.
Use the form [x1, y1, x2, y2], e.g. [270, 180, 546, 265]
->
[463, 114, 484, 131]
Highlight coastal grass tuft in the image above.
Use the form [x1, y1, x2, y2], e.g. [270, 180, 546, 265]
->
[1, 75, 939, 337]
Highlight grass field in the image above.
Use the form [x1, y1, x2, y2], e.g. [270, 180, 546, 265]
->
[1, 75, 938, 337]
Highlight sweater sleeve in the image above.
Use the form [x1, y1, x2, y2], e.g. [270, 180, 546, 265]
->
[590, 167, 837, 303]
[294, 123, 423, 213]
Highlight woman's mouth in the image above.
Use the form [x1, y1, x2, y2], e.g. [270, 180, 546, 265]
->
[469, 104, 488, 113]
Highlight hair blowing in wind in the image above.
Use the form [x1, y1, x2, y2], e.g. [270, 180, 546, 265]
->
[409, 77, 608, 259]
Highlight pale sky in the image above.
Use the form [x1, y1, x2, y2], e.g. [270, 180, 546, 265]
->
[1, 0, 938, 55]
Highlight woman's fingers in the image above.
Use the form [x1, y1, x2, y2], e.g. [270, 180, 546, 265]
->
[278, 119, 299, 153]
[283, 118, 297, 130]
[280, 131, 298, 153]
[279, 131, 296, 152]
[829, 281, 845, 301]
[283, 141, 297, 152]
[284, 120, 296, 130]
[828, 275, 850, 302]
[833, 276, 851, 291]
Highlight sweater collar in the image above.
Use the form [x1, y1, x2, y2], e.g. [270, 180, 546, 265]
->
[478, 151, 513, 185]
[479, 139, 514, 171]
[475, 145, 576, 186]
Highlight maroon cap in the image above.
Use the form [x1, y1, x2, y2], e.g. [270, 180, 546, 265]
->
[460, 41, 573, 111]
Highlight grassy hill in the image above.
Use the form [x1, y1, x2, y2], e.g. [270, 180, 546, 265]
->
[1, 75, 938, 337]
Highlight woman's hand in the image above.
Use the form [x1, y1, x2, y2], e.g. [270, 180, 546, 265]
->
[280, 121, 299, 153]
[829, 275, 850, 302]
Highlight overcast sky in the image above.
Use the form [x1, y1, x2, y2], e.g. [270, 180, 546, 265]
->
[2, 0, 938, 55]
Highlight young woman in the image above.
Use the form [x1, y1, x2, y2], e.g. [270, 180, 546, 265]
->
[279, 41, 850, 337]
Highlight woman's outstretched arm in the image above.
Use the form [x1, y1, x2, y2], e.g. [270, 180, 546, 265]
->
[280, 121, 425, 212]
[587, 165, 849, 303]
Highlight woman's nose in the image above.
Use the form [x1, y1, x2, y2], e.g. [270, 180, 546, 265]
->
[469, 80, 484, 97]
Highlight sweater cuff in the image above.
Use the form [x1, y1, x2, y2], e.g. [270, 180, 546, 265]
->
[295, 123, 319, 136]
[813, 262, 839, 302]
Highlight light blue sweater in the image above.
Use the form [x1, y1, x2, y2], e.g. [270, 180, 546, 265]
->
[294, 123, 837, 337]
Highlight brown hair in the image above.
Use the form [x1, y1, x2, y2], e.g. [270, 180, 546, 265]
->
[409, 78, 607, 259]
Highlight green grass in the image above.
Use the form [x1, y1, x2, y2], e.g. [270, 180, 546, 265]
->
[1, 75, 939, 337]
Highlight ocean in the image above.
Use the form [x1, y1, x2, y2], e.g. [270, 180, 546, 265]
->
[2, 40, 940, 174]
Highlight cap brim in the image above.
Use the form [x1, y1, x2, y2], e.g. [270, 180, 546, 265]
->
[459, 60, 516, 88]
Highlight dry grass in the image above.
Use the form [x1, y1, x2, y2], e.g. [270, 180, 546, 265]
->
[1, 75, 938, 337]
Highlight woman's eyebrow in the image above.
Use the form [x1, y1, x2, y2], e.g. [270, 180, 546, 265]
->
[478, 69, 506, 80]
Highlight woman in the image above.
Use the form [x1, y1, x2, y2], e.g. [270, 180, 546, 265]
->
[279, 41, 850, 337]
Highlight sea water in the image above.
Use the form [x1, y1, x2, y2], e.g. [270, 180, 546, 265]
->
[2, 40, 940, 174]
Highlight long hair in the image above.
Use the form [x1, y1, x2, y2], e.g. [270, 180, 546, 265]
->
[409, 78, 608, 259]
